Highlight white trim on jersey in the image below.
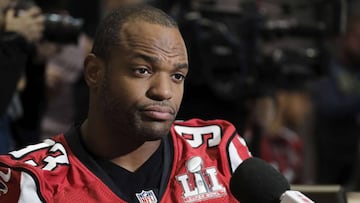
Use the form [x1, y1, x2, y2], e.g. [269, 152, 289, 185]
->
[228, 138, 244, 173]
[18, 172, 42, 203]
[228, 142, 242, 173]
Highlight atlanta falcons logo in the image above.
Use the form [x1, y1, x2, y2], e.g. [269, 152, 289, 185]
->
[0, 168, 11, 195]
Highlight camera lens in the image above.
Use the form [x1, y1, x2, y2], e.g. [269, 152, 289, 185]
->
[11, 0, 83, 44]
[43, 14, 83, 44]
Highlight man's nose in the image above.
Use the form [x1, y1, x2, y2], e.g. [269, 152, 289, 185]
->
[146, 73, 173, 101]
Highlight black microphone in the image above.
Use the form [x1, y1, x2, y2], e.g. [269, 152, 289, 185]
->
[230, 157, 314, 203]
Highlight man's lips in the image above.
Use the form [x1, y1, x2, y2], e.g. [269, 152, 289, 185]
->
[141, 105, 175, 121]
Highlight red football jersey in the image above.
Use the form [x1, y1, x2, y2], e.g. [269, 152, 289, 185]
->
[0, 119, 251, 203]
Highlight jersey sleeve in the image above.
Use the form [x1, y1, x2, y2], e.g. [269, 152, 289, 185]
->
[0, 136, 71, 203]
[223, 124, 252, 173]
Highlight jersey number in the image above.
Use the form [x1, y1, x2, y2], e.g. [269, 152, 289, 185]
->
[9, 139, 69, 171]
[174, 125, 222, 148]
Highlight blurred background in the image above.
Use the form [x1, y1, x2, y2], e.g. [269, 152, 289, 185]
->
[1, 0, 360, 194]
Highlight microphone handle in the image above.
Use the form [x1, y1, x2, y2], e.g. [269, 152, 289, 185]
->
[280, 190, 314, 203]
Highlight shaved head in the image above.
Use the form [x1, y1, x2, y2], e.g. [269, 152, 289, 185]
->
[91, 4, 178, 61]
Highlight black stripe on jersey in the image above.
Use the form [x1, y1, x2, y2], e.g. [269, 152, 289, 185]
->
[0, 162, 46, 203]
[225, 130, 238, 175]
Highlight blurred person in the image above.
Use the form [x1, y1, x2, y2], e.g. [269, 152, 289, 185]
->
[0, 0, 44, 153]
[311, 14, 360, 187]
[243, 89, 304, 184]
[12, 40, 60, 147]
[0, 5, 252, 202]
[276, 89, 315, 184]
[35, 0, 91, 140]
[10, 0, 67, 148]
[243, 48, 315, 184]
[40, 35, 88, 139]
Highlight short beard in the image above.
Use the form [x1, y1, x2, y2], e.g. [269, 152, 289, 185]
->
[99, 75, 131, 137]
[99, 72, 173, 142]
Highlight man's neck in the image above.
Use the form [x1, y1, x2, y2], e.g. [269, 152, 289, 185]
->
[80, 119, 162, 172]
[110, 141, 161, 172]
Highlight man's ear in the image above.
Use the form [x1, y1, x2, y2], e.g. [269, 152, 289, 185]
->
[84, 53, 105, 90]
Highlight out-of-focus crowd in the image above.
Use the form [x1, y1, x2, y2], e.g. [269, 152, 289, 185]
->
[1, 0, 360, 191]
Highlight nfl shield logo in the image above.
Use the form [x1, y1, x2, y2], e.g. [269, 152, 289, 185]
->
[135, 190, 158, 203]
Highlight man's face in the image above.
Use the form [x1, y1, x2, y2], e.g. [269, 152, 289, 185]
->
[98, 21, 188, 142]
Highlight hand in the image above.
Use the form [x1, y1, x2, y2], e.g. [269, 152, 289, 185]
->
[34, 41, 62, 64]
[4, 6, 45, 43]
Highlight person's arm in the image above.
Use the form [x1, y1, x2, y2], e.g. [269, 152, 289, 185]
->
[0, 33, 29, 115]
[0, 6, 45, 115]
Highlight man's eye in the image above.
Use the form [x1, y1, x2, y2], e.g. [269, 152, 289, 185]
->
[134, 68, 151, 75]
[172, 73, 186, 82]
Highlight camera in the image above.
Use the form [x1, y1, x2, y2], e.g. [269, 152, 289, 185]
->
[176, 0, 346, 102]
[11, 0, 83, 44]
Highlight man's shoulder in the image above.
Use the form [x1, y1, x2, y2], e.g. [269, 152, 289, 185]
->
[0, 135, 76, 178]
[0, 133, 124, 202]
[170, 118, 251, 176]
[0, 135, 75, 201]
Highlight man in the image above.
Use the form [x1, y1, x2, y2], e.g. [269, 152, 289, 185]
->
[0, 5, 251, 202]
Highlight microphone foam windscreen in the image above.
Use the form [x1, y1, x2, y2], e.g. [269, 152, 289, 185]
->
[230, 157, 290, 203]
